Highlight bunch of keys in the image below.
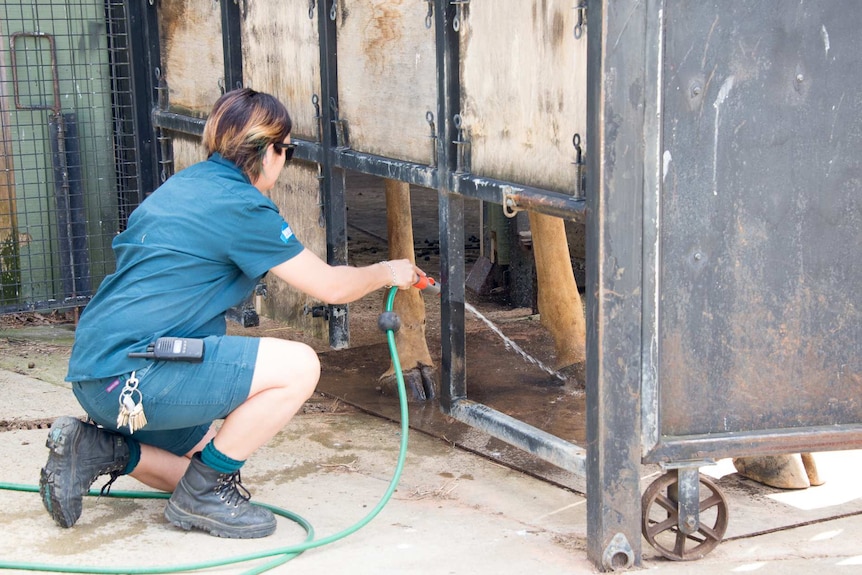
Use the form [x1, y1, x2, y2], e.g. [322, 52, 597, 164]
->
[116, 371, 148, 433]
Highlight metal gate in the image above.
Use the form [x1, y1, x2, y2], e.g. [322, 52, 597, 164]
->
[589, 0, 862, 568]
[0, 0, 145, 314]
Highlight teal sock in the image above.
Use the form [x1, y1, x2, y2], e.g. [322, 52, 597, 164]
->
[201, 440, 245, 474]
[122, 436, 141, 475]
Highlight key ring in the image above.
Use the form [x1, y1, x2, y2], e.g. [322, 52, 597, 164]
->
[119, 386, 143, 410]
[118, 371, 141, 408]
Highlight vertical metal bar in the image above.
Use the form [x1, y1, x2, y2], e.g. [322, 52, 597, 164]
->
[50, 113, 91, 300]
[124, 0, 160, 201]
[317, 0, 349, 349]
[49, 113, 75, 298]
[641, 0, 665, 457]
[586, 0, 646, 570]
[219, 0, 259, 327]
[435, 0, 466, 410]
[220, 0, 244, 91]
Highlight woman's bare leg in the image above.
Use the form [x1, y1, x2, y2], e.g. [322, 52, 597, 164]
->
[129, 428, 216, 491]
[213, 337, 320, 460]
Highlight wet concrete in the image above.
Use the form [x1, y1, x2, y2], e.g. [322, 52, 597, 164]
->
[317, 326, 589, 494]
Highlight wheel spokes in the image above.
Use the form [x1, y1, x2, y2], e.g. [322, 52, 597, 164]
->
[697, 522, 721, 543]
[655, 492, 679, 514]
[641, 472, 729, 561]
[647, 515, 677, 538]
[700, 493, 723, 512]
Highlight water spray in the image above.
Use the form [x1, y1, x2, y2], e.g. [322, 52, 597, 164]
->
[412, 275, 566, 382]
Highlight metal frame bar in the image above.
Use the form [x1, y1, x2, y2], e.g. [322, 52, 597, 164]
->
[435, 0, 467, 412]
[586, 0, 646, 569]
[220, 0, 243, 93]
[0, 296, 91, 316]
[217, 0, 260, 328]
[9, 32, 60, 112]
[317, 0, 349, 349]
[449, 400, 587, 476]
[640, 0, 665, 465]
[649, 426, 862, 464]
[146, 114, 586, 224]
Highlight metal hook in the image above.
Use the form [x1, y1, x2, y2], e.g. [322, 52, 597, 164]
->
[572, 133, 585, 198]
[502, 187, 521, 218]
[572, 133, 582, 164]
[312, 94, 322, 141]
[574, 1, 587, 39]
[451, 0, 469, 32]
[426, 111, 437, 166]
[424, 0, 434, 29]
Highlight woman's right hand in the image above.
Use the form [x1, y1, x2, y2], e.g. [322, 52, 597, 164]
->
[379, 259, 424, 290]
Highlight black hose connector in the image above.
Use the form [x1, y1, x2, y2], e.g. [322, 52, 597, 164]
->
[377, 311, 401, 333]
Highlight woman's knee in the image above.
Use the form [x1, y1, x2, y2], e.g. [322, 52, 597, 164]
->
[252, 338, 321, 396]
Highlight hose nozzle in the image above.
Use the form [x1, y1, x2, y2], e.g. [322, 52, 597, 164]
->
[413, 275, 440, 296]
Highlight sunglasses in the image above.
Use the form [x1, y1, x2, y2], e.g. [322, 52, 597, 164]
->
[273, 142, 296, 162]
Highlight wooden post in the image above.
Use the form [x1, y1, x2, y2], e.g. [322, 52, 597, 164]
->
[528, 212, 586, 368]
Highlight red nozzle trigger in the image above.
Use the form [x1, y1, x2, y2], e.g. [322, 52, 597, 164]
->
[413, 275, 441, 296]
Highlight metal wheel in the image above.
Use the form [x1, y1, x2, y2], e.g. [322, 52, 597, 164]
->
[641, 470, 729, 561]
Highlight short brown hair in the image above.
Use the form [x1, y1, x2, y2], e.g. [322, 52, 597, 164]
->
[202, 88, 292, 181]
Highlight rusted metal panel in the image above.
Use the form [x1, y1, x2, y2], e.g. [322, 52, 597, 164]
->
[335, 0, 436, 165]
[460, 0, 587, 194]
[642, 1, 862, 461]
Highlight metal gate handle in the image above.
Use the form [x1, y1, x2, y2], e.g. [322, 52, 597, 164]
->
[9, 32, 60, 113]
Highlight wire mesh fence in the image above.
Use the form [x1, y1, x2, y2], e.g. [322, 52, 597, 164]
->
[0, 0, 140, 314]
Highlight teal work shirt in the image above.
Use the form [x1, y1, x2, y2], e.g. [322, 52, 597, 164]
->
[66, 153, 304, 381]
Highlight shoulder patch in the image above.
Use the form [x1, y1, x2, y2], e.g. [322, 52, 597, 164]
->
[280, 222, 294, 244]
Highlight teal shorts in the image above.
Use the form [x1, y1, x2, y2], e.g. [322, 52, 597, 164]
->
[71, 335, 259, 456]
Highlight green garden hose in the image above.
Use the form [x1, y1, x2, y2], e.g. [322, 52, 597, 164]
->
[0, 286, 410, 575]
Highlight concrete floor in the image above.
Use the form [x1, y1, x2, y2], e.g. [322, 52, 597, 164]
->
[1, 325, 862, 574]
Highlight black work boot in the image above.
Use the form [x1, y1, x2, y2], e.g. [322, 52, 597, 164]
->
[164, 453, 276, 538]
[39, 416, 130, 528]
